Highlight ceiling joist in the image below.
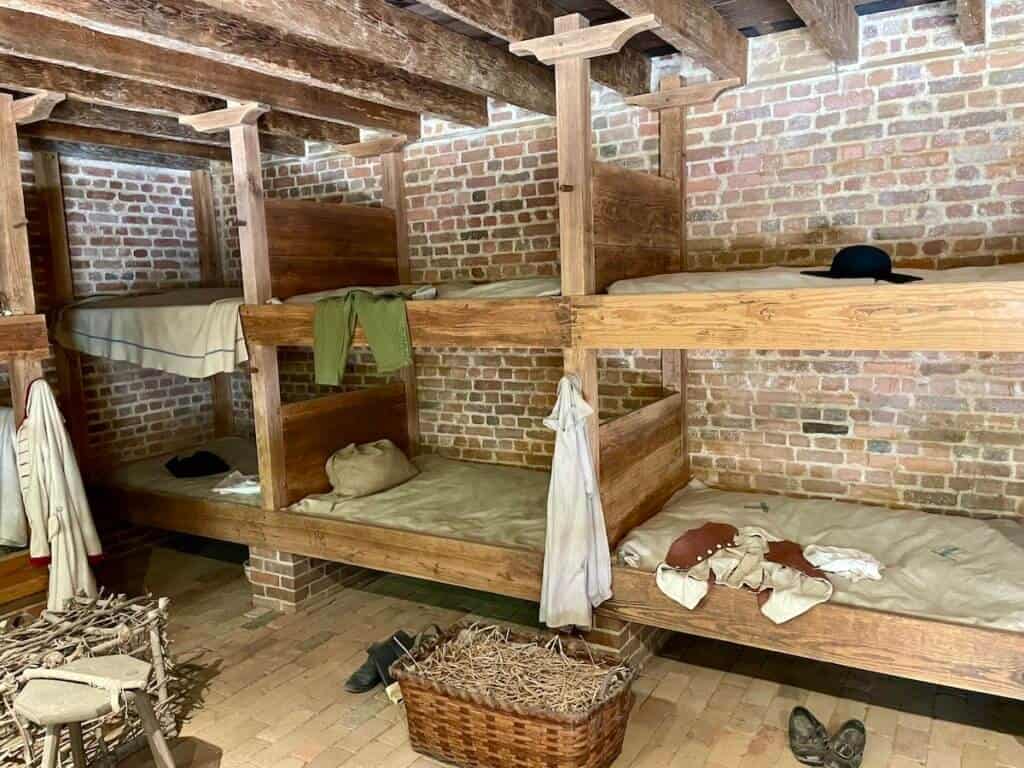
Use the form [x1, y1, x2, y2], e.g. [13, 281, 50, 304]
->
[787, 0, 860, 64]
[605, 0, 748, 83]
[0, 8, 420, 136]
[18, 122, 230, 162]
[415, 0, 651, 96]
[0, 0, 487, 127]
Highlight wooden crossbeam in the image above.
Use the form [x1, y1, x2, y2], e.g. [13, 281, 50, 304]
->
[606, 0, 748, 83]
[195, 0, 557, 116]
[788, 0, 860, 64]
[11, 90, 62, 124]
[180, 103, 268, 134]
[958, 0, 987, 44]
[338, 135, 408, 159]
[510, 14, 659, 64]
[627, 77, 741, 111]
[0, 8, 420, 135]
[419, 0, 651, 95]
[19, 122, 230, 161]
[5, 0, 487, 127]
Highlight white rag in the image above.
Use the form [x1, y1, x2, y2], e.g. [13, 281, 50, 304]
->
[539, 375, 611, 629]
[656, 526, 834, 624]
[212, 471, 261, 496]
[804, 544, 883, 582]
[0, 408, 27, 547]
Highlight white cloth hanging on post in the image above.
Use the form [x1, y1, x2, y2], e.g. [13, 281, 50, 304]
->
[539, 375, 612, 630]
[0, 408, 27, 547]
[16, 380, 102, 611]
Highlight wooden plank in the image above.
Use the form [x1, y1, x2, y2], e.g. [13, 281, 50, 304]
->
[0, 551, 47, 607]
[958, 0, 987, 44]
[180, 103, 267, 133]
[600, 393, 682, 475]
[190, 169, 233, 439]
[606, 0, 748, 82]
[0, 314, 48, 357]
[0, 9, 420, 136]
[265, 199, 399, 299]
[658, 74, 686, 272]
[281, 385, 409, 504]
[627, 77, 741, 111]
[18, 123, 230, 161]
[340, 135, 408, 159]
[197, 0, 556, 116]
[510, 15, 659, 64]
[11, 0, 487, 127]
[605, 567, 1024, 701]
[96, 484, 544, 601]
[572, 284, 1024, 352]
[241, 298, 572, 350]
[787, 0, 860, 64]
[11, 90, 63, 125]
[229, 122, 285, 511]
[33, 150, 88, 459]
[19, 135, 212, 171]
[414, 0, 651, 96]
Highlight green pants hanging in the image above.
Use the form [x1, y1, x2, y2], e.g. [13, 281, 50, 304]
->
[313, 291, 413, 386]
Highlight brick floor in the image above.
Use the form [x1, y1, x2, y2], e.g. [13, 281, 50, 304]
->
[119, 547, 1024, 768]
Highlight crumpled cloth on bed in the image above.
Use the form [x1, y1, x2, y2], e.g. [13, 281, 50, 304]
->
[212, 471, 261, 496]
[313, 291, 412, 386]
[656, 526, 834, 624]
[804, 544, 883, 582]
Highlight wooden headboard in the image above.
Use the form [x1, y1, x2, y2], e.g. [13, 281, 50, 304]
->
[592, 161, 682, 293]
[280, 384, 410, 505]
[266, 198, 400, 299]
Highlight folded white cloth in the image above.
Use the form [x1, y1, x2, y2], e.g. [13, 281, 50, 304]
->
[804, 544, 883, 582]
[212, 471, 261, 496]
[656, 526, 833, 624]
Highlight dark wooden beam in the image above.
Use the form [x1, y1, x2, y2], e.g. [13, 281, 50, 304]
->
[197, 0, 556, 115]
[605, 0, 748, 82]
[7, 0, 487, 127]
[19, 122, 230, 161]
[958, 0, 986, 44]
[0, 54, 359, 145]
[787, 0, 860, 64]
[416, 0, 651, 96]
[20, 136, 213, 169]
[0, 8, 420, 135]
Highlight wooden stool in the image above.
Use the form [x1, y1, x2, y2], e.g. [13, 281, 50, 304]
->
[14, 655, 175, 768]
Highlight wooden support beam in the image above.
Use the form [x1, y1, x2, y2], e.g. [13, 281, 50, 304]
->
[191, 168, 234, 439]
[339, 135, 409, 159]
[0, 93, 42, 423]
[958, 0, 987, 44]
[196, 0, 556, 116]
[627, 77, 741, 111]
[181, 103, 268, 134]
[0, 54, 358, 145]
[11, 90, 62, 124]
[787, 0, 860, 64]
[510, 14, 659, 64]
[606, 0, 748, 83]
[0, 314, 48, 357]
[0, 9, 420, 136]
[5, 0, 487, 128]
[33, 150, 88, 459]
[18, 122, 230, 161]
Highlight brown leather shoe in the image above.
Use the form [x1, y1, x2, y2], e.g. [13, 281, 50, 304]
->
[825, 720, 866, 768]
[789, 707, 829, 766]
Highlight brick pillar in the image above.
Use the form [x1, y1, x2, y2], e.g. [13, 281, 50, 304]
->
[582, 613, 672, 669]
[244, 548, 373, 613]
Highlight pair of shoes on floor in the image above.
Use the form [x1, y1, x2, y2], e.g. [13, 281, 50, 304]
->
[344, 626, 442, 694]
[789, 707, 866, 768]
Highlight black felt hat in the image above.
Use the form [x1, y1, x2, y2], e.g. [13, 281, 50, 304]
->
[802, 245, 921, 283]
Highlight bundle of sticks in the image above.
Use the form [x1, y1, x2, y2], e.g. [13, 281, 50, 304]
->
[406, 624, 632, 715]
[0, 593, 177, 767]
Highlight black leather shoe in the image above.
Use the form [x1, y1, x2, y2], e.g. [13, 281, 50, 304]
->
[370, 631, 415, 688]
[825, 720, 866, 768]
[344, 651, 382, 693]
[789, 707, 830, 766]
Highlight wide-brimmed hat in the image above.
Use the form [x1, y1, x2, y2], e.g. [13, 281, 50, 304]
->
[802, 245, 921, 283]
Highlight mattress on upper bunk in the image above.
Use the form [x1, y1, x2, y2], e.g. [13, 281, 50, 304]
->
[283, 276, 561, 304]
[288, 454, 549, 551]
[615, 480, 1024, 633]
[607, 262, 1024, 295]
[55, 288, 247, 378]
[107, 436, 262, 508]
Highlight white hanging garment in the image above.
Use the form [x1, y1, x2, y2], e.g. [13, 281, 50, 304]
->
[0, 408, 27, 547]
[16, 380, 102, 611]
[539, 375, 612, 629]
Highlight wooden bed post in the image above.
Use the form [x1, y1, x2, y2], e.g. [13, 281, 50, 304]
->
[190, 169, 234, 439]
[657, 75, 689, 476]
[554, 14, 600, 476]
[0, 94, 43, 425]
[34, 150, 90, 460]
[182, 103, 286, 510]
[381, 150, 421, 454]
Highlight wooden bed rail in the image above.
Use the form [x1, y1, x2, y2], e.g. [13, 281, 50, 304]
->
[280, 383, 410, 505]
[599, 393, 689, 545]
[0, 314, 49, 359]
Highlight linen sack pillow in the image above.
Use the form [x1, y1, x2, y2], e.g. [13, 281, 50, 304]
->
[325, 439, 418, 498]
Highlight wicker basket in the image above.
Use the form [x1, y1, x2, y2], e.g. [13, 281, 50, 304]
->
[391, 624, 635, 768]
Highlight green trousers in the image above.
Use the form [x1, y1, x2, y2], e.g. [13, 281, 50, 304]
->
[313, 291, 412, 386]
